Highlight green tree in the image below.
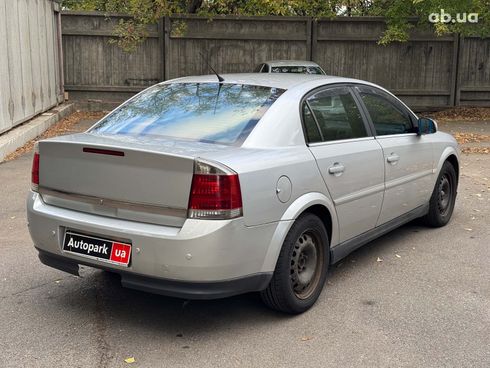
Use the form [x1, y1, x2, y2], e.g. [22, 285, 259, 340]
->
[369, 0, 490, 44]
[61, 0, 128, 11]
[60, 0, 490, 51]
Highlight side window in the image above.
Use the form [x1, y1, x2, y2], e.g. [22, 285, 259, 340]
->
[302, 103, 322, 143]
[358, 88, 413, 136]
[262, 64, 270, 73]
[306, 87, 368, 142]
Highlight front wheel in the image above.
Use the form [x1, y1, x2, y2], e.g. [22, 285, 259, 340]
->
[260, 213, 329, 314]
[423, 161, 457, 227]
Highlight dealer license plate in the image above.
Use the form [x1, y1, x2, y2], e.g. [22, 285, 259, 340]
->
[63, 231, 131, 267]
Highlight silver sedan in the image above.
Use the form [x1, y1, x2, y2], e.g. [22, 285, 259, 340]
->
[27, 74, 459, 313]
[254, 60, 326, 75]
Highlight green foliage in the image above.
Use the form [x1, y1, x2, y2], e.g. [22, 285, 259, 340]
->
[371, 0, 490, 44]
[63, 0, 188, 52]
[60, 0, 490, 51]
[61, 0, 129, 12]
[110, 19, 150, 52]
[170, 20, 188, 37]
[196, 0, 337, 17]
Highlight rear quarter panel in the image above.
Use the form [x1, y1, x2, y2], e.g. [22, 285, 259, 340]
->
[203, 146, 340, 273]
[202, 147, 331, 226]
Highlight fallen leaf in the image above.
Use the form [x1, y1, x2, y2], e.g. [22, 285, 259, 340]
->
[377, 257, 383, 262]
[10, 216, 16, 219]
[427, 107, 490, 121]
[124, 357, 136, 364]
[395, 254, 401, 258]
[300, 336, 313, 341]
[464, 228, 473, 231]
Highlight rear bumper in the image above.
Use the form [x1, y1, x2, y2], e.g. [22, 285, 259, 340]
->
[27, 191, 281, 297]
[37, 249, 271, 299]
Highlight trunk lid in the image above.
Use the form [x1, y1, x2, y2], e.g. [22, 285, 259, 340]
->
[38, 133, 235, 227]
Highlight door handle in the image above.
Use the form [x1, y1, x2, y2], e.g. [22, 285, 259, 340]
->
[328, 163, 345, 175]
[386, 153, 400, 164]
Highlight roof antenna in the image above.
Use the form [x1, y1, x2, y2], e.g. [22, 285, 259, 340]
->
[199, 52, 224, 83]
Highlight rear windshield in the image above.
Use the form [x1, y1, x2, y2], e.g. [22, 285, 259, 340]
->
[90, 83, 285, 145]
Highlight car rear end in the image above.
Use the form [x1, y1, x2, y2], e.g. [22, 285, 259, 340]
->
[27, 81, 286, 299]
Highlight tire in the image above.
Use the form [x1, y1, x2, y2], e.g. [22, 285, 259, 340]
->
[423, 161, 458, 227]
[260, 213, 329, 314]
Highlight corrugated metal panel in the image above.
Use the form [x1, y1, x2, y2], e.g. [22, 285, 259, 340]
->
[0, 1, 10, 132]
[0, 0, 63, 134]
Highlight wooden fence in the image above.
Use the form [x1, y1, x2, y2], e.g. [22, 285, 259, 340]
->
[457, 36, 490, 106]
[0, 0, 64, 134]
[61, 12, 490, 109]
[312, 18, 459, 108]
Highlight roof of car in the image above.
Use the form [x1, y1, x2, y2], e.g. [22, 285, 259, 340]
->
[264, 60, 322, 67]
[165, 73, 369, 90]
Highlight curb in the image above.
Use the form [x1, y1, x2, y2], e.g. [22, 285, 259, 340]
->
[0, 103, 75, 163]
[74, 99, 119, 112]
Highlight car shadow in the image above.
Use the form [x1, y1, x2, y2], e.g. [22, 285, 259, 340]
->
[46, 219, 434, 336]
[52, 269, 286, 339]
[328, 218, 429, 274]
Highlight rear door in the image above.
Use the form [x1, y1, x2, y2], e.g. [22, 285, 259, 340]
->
[354, 85, 434, 225]
[304, 85, 385, 243]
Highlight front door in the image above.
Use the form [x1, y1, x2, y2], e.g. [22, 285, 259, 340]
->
[303, 86, 385, 243]
[355, 85, 434, 225]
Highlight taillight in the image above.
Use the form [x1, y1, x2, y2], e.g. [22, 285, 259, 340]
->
[31, 146, 40, 192]
[188, 159, 242, 219]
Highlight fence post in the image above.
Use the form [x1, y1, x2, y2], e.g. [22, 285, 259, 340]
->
[311, 18, 317, 62]
[158, 17, 165, 82]
[306, 17, 312, 61]
[450, 33, 460, 107]
[454, 34, 464, 106]
[163, 16, 171, 81]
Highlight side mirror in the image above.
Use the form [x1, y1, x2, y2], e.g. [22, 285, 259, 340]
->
[417, 117, 437, 135]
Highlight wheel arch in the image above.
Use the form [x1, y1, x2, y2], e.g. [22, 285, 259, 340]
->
[303, 204, 333, 246]
[434, 147, 460, 187]
[445, 154, 459, 183]
[260, 192, 339, 273]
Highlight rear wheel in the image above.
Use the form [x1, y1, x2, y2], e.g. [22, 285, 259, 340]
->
[423, 161, 457, 227]
[261, 213, 329, 314]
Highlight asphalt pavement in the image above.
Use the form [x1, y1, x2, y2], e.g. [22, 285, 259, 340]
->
[0, 121, 489, 367]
